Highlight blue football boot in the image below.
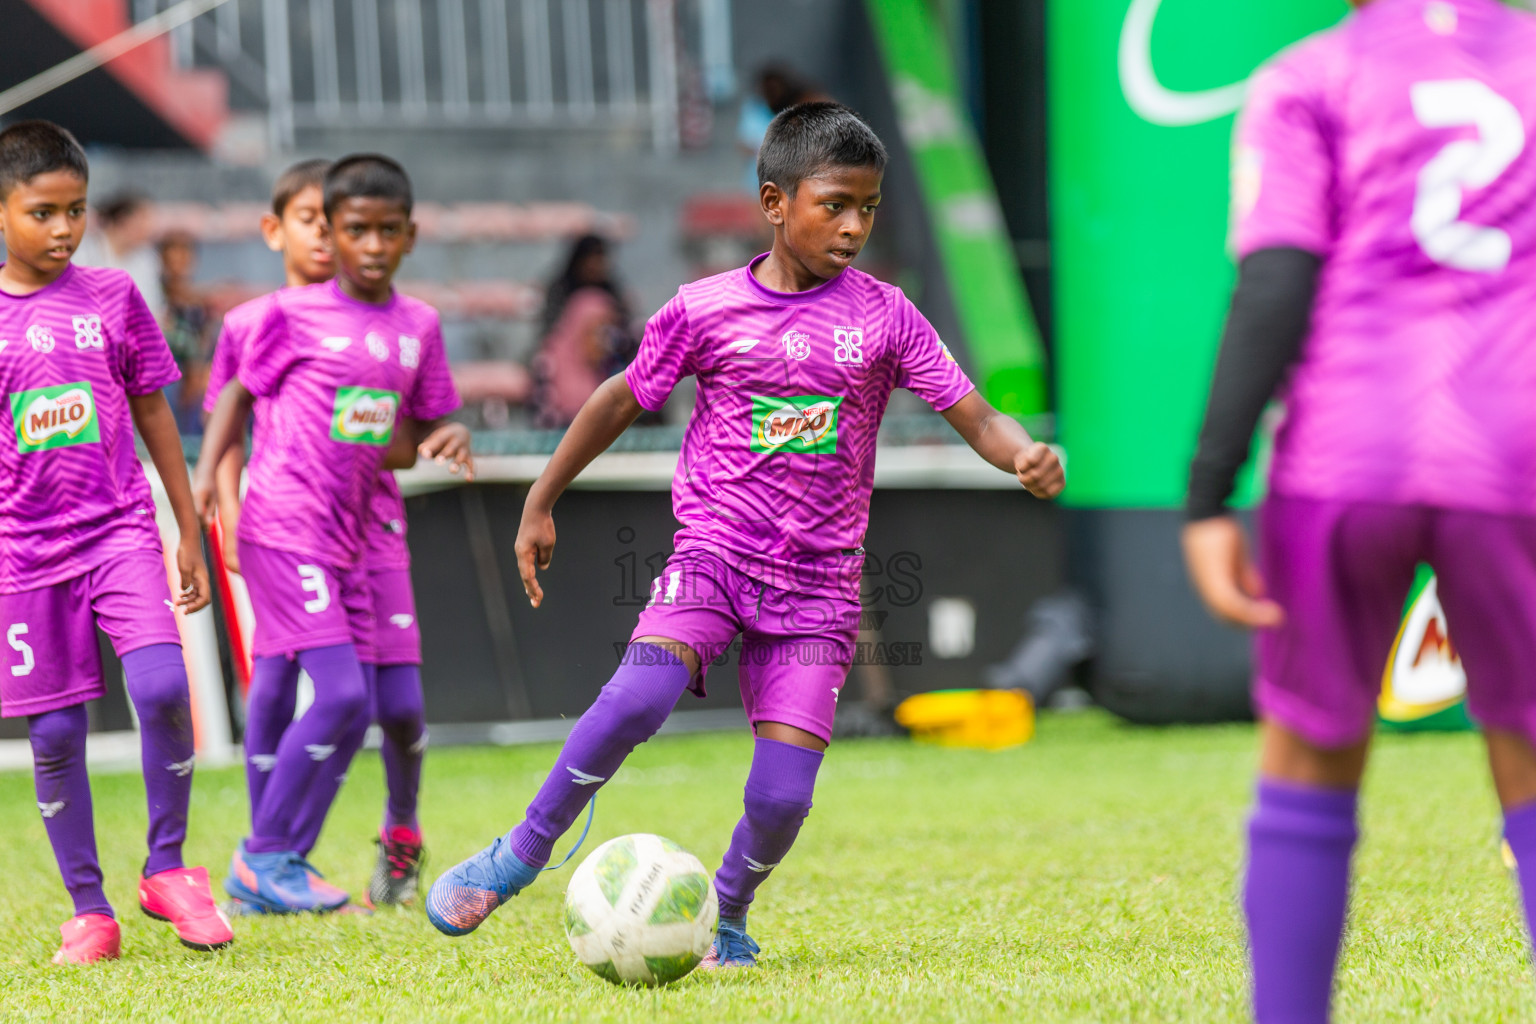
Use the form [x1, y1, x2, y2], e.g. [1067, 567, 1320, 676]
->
[699, 916, 761, 970]
[425, 834, 540, 936]
[224, 842, 350, 914]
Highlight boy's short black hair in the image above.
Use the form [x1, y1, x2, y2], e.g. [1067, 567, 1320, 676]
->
[323, 154, 412, 219]
[757, 101, 887, 196]
[272, 158, 331, 216]
[0, 120, 88, 198]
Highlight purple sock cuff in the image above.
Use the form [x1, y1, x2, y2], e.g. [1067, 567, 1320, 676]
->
[610, 643, 692, 719]
[1258, 779, 1358, 816]
[120, 643, 185, 675]
[1253, 780, 1359, 843]
[749, 738, 824, 803]
[1505, 800, 1536, 844]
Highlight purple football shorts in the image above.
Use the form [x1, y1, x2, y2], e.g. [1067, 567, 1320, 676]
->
[238, 540, 374, 661]
[0, 547, 181, 717]
[1257, 495, 1536, 748]
[365, 567, 420, 666]
[631, 548, 860, 744]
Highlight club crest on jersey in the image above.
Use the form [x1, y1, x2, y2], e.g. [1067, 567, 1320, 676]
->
[750, 394, 842, 454]
[782, 330, 812, 361]
[399, 335, 420, 369]
[833, 326, 864, 364]
[11, 382, 100, 453]
[366, 332, 390, 361]
[330, 387, 400, 446]
[27, 325, 55, 354]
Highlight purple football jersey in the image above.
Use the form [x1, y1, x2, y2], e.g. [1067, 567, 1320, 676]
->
[211, 289, 413, 571]
[236, 280, 460, 569]
[0, 265, 180, 593]
[1235, 0, 1536, 513]
[626, 256, 974, 600]
[204, 292, 271, 416]
[364, 472, 411, 571]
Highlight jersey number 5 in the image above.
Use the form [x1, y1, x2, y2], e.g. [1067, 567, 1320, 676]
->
[1411, 79, 1525, 273]
[7, 624, 33, 677]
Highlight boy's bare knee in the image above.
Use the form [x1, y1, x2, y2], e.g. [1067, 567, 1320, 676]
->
[1259, 720, 1369, 789]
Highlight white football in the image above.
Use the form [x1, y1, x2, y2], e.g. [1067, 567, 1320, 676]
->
[564, 833, 719, 986]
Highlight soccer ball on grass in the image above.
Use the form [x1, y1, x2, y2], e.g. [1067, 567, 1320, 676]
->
[563, 833, 719, 986]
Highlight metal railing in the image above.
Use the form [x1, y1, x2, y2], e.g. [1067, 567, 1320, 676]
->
[132, 0, 686, 153]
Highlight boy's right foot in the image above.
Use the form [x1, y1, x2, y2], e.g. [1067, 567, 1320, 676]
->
[53, 914, 121, 965]
[224, 842, 350, 914]
[138, 866, 235, 951]
[425, 834, 539, 936]
[368, 825, 425, 908]
[699, 917, 760, 970]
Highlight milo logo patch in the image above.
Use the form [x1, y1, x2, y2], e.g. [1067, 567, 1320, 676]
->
[750, 395, 842, 454]
[11, 382, 100, 453]
[330, 387, 400, 446]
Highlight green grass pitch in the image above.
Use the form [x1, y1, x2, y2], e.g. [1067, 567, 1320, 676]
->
[0, 711, 1531, 1022]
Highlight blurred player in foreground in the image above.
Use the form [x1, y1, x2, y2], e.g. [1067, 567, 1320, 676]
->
[194, 155, 468, 913]
[1184, 1, 1536, 1019]
[205, 159, 457, 908]
[0, 121, 232, 962]
[426, 101, 1064, 965]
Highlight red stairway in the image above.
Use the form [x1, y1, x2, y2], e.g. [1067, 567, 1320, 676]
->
[7, 0, 228, 150]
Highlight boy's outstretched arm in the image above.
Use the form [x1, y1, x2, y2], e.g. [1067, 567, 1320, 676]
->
[129, 390, 212, 613]
[193, 381, 255, 531]
[941, 390, 1065, 499]
[517, 373, 645, 607]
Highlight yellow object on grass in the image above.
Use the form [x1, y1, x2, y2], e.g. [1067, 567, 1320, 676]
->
[894, 689, 1035, 751]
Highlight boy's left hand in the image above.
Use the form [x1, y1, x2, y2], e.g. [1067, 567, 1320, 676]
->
[1015, 442, 1065, 499]
[419, 422, 475, 480]
[175, 535, 212, 614]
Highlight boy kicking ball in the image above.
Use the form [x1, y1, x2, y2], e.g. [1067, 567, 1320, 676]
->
[427, 102, 1064, 966]
[0, 121, 231, 962]
[205, 159, 457, 908]
[195, 155, 468, 914]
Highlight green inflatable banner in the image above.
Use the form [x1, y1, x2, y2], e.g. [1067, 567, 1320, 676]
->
[865, 0, 1049, 416]
[1049, 0, 1348, 507]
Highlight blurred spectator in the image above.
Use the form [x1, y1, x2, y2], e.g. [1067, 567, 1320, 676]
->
[737, 63, 825, 192]
[157, 230, 214, 433]
[76, 192, 165, 317]
[532, 234, 640, 428]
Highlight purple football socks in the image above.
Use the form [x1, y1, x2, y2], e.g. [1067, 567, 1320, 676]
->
[247, 643, 369, 854]
[1245, 779, 1359, 1024]
[28, 705, 111, 918]
[122, 643, 195, 876]
[714, 737, 823, 920]
[1503, 801, 1536, 948]
[243, 655, 300, 826]
[373, 664, 427, 831]
[289, 663, 374, 856]
[509, 643, 690, 866]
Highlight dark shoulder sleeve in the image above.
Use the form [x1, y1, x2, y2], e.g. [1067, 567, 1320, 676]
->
[1185, 247, 1321, 521]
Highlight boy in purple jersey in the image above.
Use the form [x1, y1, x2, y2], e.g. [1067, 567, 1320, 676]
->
[1184, 1, 1536, 1019]
[194, 155, 469, 914]
[0, 122, 233, 962]
[427, 102, 1064, 964]
[204, 160, 460, 908]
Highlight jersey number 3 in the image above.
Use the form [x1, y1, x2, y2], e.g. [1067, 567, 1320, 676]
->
[1411, 79, 1525, 274]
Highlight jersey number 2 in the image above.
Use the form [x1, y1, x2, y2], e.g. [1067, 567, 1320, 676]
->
[1411, 79, 1525, 273]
